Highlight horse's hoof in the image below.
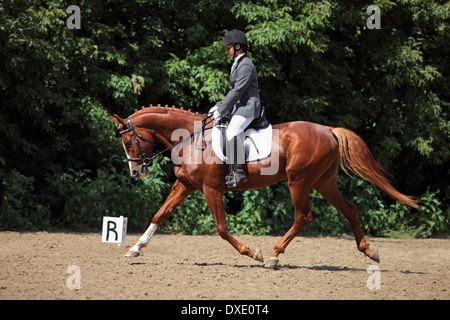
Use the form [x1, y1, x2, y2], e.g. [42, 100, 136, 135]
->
[264, 257, 279, 269]
[371, 250, 380, 263]
[125, 250, 140, 258]
[253, 248, 264, 263]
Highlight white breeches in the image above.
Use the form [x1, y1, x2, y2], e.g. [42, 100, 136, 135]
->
[226, 115, 255, 141]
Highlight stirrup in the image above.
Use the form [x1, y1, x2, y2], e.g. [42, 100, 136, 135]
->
[226, 174, 238, 188]
[225, 166, 247, 188]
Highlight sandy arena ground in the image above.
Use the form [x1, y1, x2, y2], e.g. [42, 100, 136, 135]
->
[0, 231, 448, 300]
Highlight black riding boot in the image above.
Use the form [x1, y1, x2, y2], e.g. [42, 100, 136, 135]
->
[225, 163, 247, 188]
[225, 136, 247, 188]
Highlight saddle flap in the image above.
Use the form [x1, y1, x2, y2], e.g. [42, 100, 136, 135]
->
[212, 124, 272, 163]
[212, 107, 272, 162]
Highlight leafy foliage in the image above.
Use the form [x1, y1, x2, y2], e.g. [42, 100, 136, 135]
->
[0, 158, 51, 230]
[0, 0, 448, 237]
[48, 156, 170, 231]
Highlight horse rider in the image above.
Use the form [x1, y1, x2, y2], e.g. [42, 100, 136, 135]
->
[209, 29, 262, 188]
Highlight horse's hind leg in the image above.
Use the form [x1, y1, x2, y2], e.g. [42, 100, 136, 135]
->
[313, 160, 380, 263]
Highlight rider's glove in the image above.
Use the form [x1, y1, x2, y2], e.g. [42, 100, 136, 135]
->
[208, 105, 221, 121]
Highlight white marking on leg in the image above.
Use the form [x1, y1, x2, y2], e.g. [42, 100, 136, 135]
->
[129, 223, 158, 253]
[139, 223, 158, 244]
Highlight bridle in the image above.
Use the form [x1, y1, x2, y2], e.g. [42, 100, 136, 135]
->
[118, 114, 214, 168]
[119, 118, 156, 166]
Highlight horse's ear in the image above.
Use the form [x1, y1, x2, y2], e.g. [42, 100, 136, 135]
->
[111, 114, 126, 127]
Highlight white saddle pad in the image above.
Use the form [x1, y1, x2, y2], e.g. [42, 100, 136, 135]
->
[211, 125, 272, 162]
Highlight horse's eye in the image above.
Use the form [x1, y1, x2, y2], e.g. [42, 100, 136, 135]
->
[125, 140, 133, 148]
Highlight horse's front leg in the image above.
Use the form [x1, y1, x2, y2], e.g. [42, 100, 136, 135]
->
[203, 187, 263, 263]
[125, 179, 194, 257]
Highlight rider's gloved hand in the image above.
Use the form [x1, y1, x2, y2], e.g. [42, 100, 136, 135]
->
[208, 106, 221, 122]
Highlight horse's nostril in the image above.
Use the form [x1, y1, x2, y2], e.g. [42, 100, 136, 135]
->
[131, 170, 138, 177]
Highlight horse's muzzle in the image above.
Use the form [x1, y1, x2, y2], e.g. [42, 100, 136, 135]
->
[130, 165, 149, 178]
[131, 169, 140, 178]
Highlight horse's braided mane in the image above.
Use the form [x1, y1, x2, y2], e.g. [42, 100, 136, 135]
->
[131, 104, 205, 118]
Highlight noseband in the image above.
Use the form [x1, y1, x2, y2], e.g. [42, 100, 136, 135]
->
[118, 115, 214, 168]
[119, 118, 155, 166]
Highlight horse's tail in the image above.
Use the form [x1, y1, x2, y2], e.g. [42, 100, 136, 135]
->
[331, 127, 418, 208]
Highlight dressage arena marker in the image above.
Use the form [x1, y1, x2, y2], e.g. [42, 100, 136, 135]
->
[102, 216, 128, 244]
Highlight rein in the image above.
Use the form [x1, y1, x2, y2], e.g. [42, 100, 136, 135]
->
[119, 114, 214, 167]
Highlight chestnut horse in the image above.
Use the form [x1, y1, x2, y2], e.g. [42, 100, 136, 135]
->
[112, 106, 418, 268]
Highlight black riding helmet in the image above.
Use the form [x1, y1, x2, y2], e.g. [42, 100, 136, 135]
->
[223, 29, 248, 58]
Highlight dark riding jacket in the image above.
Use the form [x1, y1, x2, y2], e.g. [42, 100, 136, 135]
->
[216, 54, 262, 118]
